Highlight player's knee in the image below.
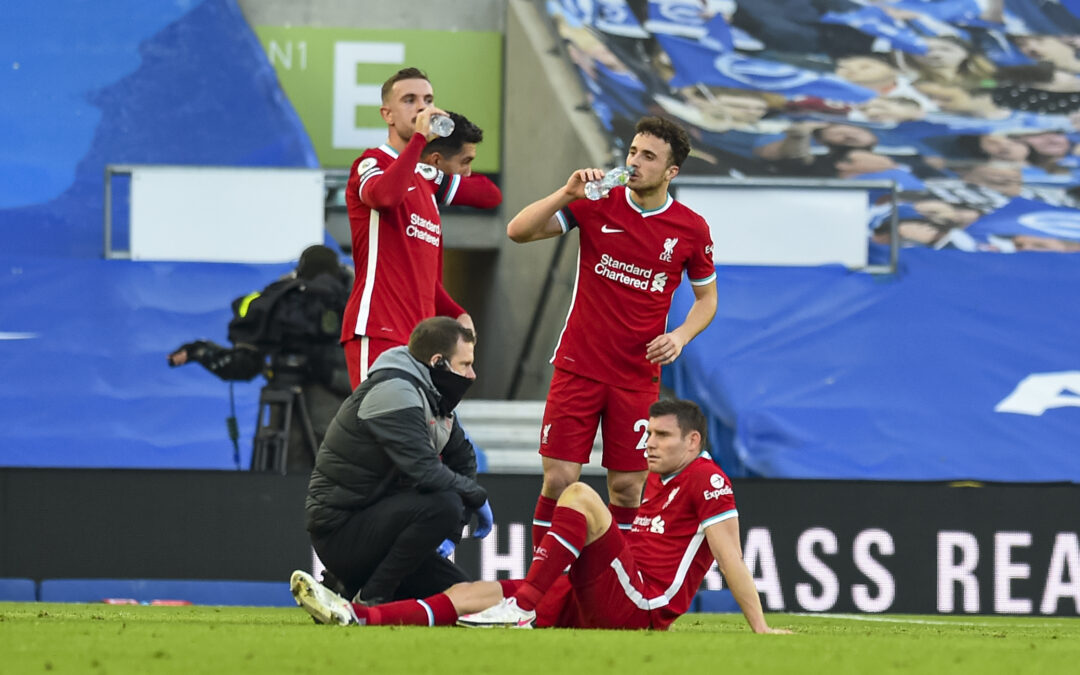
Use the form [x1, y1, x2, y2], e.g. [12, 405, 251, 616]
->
[607, 471, 647, 506]
[556, 481, 603, 510]
[541, 466, 579, 497]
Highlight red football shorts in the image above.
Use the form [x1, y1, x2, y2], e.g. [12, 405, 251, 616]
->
[344, 336, 400, 388]
[511, 526, 653, 630]
[539, 368, 658, 472]
[562, 525, 653, 629]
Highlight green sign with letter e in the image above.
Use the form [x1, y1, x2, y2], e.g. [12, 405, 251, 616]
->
[254, 26, 503, 172]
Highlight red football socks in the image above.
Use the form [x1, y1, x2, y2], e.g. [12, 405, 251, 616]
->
[350, 592, 457, 626]
[516, 506, 587, 611]
[607, 503, 638, 531]
[531, 494, 558, 556]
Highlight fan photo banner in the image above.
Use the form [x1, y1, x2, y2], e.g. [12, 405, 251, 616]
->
[547, 0, 1080, 255]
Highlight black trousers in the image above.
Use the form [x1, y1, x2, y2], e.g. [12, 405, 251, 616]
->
[311, 489, 471, 603]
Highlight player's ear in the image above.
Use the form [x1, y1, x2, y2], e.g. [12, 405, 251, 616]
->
[430, 354, 450, 370]
[380, 105, 392, 124]
[667, 163, 680, 181]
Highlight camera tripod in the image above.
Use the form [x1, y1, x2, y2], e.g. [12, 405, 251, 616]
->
[250, 381, 319, 474]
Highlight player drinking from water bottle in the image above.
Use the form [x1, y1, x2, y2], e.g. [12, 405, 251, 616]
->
[508, 116, 719, 546]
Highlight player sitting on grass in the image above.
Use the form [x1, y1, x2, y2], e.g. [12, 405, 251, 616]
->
[291, 399, 790, 633]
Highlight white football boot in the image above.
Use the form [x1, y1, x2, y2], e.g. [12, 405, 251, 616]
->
[457, 597, 536, 629]
[290, 570, 360, 626]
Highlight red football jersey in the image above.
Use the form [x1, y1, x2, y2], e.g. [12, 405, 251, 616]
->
[553, 186, 716, 391]
[341, 136, 457, 347]
[628, 453, 738, 629]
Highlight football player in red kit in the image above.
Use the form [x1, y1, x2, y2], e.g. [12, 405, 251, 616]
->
[341, 68, 501, 387]
[507, 116, 719, 545]
[290, 400, 790, 634]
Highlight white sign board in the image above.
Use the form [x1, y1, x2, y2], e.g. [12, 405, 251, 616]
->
[676, 184, 874, 268]
[125, 166, 325, 263]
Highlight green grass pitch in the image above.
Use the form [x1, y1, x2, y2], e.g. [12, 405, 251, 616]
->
[2, 602, 1078, 674]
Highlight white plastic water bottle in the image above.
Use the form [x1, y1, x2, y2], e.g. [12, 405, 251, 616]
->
[429, 114, 455, 138]
[584, 166, 632, 200]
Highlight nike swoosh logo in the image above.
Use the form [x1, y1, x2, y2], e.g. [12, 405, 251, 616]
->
[408, 186, 417, 192]
[600, 225, 624, 233]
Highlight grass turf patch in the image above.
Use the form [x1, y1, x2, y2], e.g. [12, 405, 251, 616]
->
[1, 602, 1078, 674]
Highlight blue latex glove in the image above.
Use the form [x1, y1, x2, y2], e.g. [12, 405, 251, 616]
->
[472, 500, 494, 539]
[436, 538, 456, 558]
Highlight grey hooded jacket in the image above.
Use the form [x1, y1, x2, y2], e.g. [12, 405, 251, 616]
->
[304, 346, 486, 534]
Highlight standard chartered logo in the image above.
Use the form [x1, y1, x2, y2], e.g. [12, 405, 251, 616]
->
[332, 41, 405, 149]
[594, 253, 664, 292]
[406, 212, 441, 247]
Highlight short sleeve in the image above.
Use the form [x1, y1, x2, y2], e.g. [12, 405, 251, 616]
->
[686, 217, 716, 286]
[557, 197, 601, 235]
[694, 467, 738, 532]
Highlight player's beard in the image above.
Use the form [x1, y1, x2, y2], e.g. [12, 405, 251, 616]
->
[630, 173, 667, 200]
[396, 124, 416, 145]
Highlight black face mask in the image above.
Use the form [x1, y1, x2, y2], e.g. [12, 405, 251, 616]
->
[427, 361, 473, 415]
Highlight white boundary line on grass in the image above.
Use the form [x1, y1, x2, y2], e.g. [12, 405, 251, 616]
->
[792, 613, 1077, 628]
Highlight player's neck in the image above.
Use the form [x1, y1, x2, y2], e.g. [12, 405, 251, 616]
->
[662, 452, 699, 479]
[387, 130, 410, 154]
[628, 185, 669, 211]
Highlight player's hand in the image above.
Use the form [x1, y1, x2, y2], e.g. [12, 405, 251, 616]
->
[436, 538, 456, 558]
[472, 500, 494, 539]
[457, 312, 476, 341]
[564, 168, 604, 200]
[415, 106, 449, 141]
[646, 332, 687, 365]
[168, 341, 209, 367]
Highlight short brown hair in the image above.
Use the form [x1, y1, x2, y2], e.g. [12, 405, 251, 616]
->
[381, 67, 430, 103]
[408, 317, 475, 363]
[422, 111, 483, 161]
[635, 116, 692, 168]
[649, 399, 708, 449]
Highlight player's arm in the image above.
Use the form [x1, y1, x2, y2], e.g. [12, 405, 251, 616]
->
[359, 134, 427, 210]
[441, 417, 478, 480]
[362, 383, 488, 508]
[705, 518, 791, 634]
[434, 281, 474, 334]
[168, 341, 265, 381]
[506, 168, 604, 243]
[439, 174, 502, 210]
[433, 238, 474, 335]
[646, 279, 717, 365]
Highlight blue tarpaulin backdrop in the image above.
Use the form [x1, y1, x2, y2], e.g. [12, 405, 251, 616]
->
[0, 0, 317, 468]
[2, 1, 1079, 480]
[0, 0, 316, 258]
[666, 248, 1080, 482]
[0, 257, 289, 469]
